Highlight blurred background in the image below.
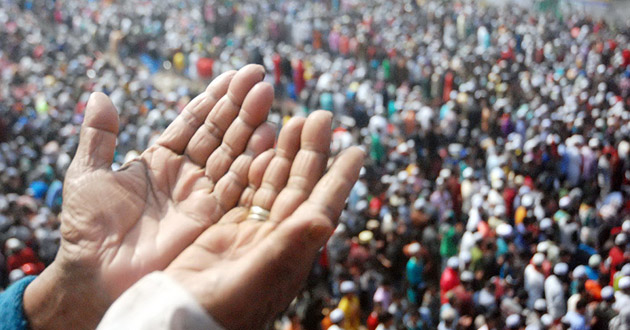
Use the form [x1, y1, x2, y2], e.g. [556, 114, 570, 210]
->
[2, 0, 630, 329]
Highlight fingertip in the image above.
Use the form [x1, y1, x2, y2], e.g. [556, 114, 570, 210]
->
[342, 146, 366, 171]
[241, 82, 275, 123]
[309, 110, 333, 121]
[301, 111, 332, 151]
[84, 92, 119, 134]
[228, 65, 267, 106]
[206, 70, 237, 92]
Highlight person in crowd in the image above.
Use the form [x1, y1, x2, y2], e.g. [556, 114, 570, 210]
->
[2, 0, 630, 329]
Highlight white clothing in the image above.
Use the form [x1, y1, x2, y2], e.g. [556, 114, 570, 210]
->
[524, 264, 545, 309]
[97, 272, 224, 330]
[544, 275, 566, 320]
[614, 292, 630, 312]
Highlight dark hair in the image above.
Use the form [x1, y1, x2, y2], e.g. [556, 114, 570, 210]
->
[379, 312, 393, 323]
[576, 298, 588, 310]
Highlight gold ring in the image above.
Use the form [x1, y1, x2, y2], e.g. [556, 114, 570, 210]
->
[247, 205, 270, 221]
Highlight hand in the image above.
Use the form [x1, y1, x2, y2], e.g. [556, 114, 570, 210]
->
[24, 64, 276, 329]
[165, 111, 365, 330]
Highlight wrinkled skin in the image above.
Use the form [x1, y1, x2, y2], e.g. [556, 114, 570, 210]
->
[23, 64, 364, 330]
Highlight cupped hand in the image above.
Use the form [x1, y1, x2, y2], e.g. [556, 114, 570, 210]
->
[24, 64, 276, 329]
[165, 111, 365, 330]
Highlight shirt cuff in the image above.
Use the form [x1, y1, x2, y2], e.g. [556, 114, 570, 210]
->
[97, 272, 224, 330]
[0, 276, 37, 330]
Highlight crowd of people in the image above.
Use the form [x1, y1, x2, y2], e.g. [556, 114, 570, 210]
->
[2, 0, 630, 329]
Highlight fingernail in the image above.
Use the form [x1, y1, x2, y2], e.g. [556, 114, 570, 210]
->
[87, 92, 96, 105]
[325, 111, 333, 125]
[258, 65, 266, 79]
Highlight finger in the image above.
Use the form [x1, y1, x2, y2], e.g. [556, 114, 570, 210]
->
[238, 149, 276, 208]
[68, 92, 119, 176]
[267, 147, 365, 250]
[187, 65, 266, 167]
[268, 110, 332, 223]
[250, 116, 306, 212]
[228, 149, 364, 328]
[205, 81, 273, 181]
[209, 122, 276, 218]
[156, 70, 236, 154]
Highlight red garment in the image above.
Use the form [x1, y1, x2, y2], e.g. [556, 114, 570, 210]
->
[339, 35, 350, 55]
[440, 267, 460, 303]
[609, 245, 624, 283]
[319, 245, 329, 269]
[369, 197, 382, 214]
[446, 177, 462, 219]
[442, 72, 454, 103]
[273, 53, 282, 85]
[7, 247, 40, 272]
[196, 58, 214, 79]
[348, 242, 370, 268]
[313, 30, 322, 50]
[503, 188, 517, 219]
[622, 49, 630, 68]
[451, 285, 474, 316]
[293, 60, 305, 96]
[366, 311, 379, 330]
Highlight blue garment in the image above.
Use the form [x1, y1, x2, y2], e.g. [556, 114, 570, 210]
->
[584, 266, 599, 281]
[0, 276, 36, 330]
[563, 311, 589, 330]
[406, 257, 424, 286]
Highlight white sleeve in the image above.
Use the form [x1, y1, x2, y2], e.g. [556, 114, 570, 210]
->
[96, 272, 225, 330]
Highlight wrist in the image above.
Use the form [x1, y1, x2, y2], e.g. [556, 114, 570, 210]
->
[23, 261, 112, 330]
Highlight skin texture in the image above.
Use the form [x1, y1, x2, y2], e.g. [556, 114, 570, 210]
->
[166, 114, 364, 330]
[22, 64, 364, 330]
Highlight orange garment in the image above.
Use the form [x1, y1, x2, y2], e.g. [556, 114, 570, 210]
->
[585, 280, 602, 300]
[514, 206, 527, 225]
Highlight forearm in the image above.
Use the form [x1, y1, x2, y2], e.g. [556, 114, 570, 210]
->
[23, 262, 112, 330]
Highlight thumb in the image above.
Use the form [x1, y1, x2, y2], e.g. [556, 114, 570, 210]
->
[69, 92, 119, 176]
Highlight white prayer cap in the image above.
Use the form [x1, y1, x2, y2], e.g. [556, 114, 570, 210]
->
[408, 242, 421, 255]
[441, 308, 456, 321]
[539, 218, 553, 231]
[554, 263, 569, 276]
[340, 281, 356, 294]
[589, 254, 602, 268]
[447, 257, 460, 269]
[572, 265, 587, 279]
[496, 223, 513, 238]
[505, 314, 521, 329]
[329, 308, 345, 324]
[521, 194, 534, 208]
[537, 241, 550, 253]
[461, 271, 474, 282]
[532, 253, 545, 266]
[619, 276, 630, 290]
[559, 196, 571, 209]
[8, 269, 25, 283]
[601, 286, 614, 300]
[616, 233, 628, 246]
[534, 299, 547, 312]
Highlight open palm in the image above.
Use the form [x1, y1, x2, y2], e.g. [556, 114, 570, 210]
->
[26, 65, 279, 329]
[165, 111, 365, 330]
